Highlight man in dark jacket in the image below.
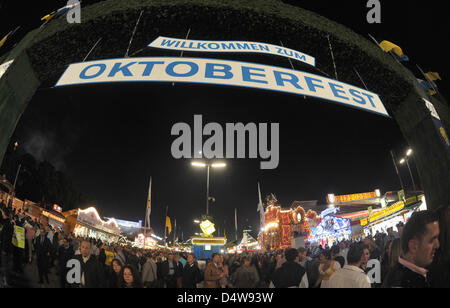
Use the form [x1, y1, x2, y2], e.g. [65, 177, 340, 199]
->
[161, 253, 183, 288]
[182, 254, 202, 288]
[58, 237, 74, 288]
[35, 227, 52, 286]
[272, 248, 308, 288]
[383, 211, 440, 288]
[70, 239, 105, 288]
[0, 208, 13, 259]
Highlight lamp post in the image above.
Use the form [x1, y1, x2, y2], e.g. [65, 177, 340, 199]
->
[400, 149, 417, 192]
[191, 161, 226, 217]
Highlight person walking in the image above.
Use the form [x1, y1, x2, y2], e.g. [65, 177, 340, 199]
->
[325, 242, 371, 288]
[182, 254, 202, 288]
[204, 253, 224, 288]
[382, 211, 440, 288]
[331, 245, 345, 268]
[271, 248, 308, 288]
[70, 239, 105, 288]
[161, 253, 182, 288]
[35, 227, 52, 287]
[142, 254, 158, 288]
[428, 205, 450, 288]
[23, 218, 35, 264]
[316, 249, 341, 288]
[119, 265, 142, 288]
[106, 258, 123, 288]
[231, 256, 260, 288]
[58, 237, 74, 288]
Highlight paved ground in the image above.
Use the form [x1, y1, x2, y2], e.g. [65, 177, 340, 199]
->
[0, 253, 60, 288]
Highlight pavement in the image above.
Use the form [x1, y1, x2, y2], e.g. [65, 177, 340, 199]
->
[0, 253, 60, 288]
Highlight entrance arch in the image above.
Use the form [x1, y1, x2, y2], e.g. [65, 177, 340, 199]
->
[1, 0, 449, 209]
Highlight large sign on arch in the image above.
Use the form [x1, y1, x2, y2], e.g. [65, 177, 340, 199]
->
[55, 57, 388, 116]
[148, 36, 316, 67]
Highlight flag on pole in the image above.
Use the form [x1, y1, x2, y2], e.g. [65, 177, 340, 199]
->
[424, 72, 441, 81]
[0, 32, 11, 48]
[257, 182, 265, 229]
[418, 79, 437, 96]
[145, 176, 152, 230]
[0, 26, 20, 48]
[41, 1, 81, 22]
[55, 1, 81, 17]
[379, 40, 409, 62]
[41, 11, 56, 22]
[166, 216, 172, 234]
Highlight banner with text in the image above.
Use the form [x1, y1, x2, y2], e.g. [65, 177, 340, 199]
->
[148, 36, 316, 67]
[55, 57, 389, 117]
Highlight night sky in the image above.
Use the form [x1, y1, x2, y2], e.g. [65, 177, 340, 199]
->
[1, 1, 449, 241]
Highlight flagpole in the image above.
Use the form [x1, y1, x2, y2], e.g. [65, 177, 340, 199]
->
[173, 219, 176, 245]
[125, 10, 144, 57]
[416, 65, 439, 94]
[390, 150, 405, 192]
[327, 35, 339, 80]
[172, 28, 191, 87]
[164, 205, 168, 247]
[235, 208, 238, 242]
[144, 176, 152, 233]
[83, 37, 102, 62]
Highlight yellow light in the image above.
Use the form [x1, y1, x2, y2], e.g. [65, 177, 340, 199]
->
[211, 163, 226, 168]
[264, 222, 278, 232]
[192, 162, 206, 167]
[200, 220, 216, 236]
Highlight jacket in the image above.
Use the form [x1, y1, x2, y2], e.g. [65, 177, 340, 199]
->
[161, 260, 183, 280]
[182, 262, 202, 288]
[71, 254, 105, 288]
[272, 261, 306, 288]
[204, 262, 221, 288]
[34, 235, 52, 269]
[232, 265, 260, 288]
[428, 254, 450, 288]
[142, 260, 158, 283]
[382, 262, 430, 288]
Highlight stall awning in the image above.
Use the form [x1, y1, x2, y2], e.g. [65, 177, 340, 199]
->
[76, 221, 120, 237]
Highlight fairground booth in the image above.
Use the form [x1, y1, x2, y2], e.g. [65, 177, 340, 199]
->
[63, 207, 121, 243]
[191, 219, 227, 260]
[315, 189, 426, 245]
[40, 204, 66, 231]
[260, 200, 321, 251]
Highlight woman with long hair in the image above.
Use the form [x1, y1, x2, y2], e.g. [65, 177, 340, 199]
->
[388, 238, 402, 269]
[107, 258, 123, 288]
[316, 249, 341, 288]
[119, 265, 143, 288]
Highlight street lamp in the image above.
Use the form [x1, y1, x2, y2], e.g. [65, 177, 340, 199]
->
[191, 161, 226, 217]
[399, 148, 417, 192]
[193, 219, 200, 224]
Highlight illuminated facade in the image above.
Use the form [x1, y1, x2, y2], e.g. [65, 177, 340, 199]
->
[261, 201, 320, 251]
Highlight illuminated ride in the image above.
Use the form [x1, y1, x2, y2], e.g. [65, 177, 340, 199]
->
[260, 196, 320, 251]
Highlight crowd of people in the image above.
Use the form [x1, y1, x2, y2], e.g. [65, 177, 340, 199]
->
[1, 200, 449, 288]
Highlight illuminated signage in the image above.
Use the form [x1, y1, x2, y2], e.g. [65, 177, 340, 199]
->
[320, 207, 340, 218]
[367, 201, 405, 223]
[55, 57, 388, 117]
[191, 237, 227, 246]
[42, 211, 65, 224]
[148, 36, 316, 67]
[327, 191, 379, 204]
[53, 204, 62, 213]
[200, 220, 216, 236]
[104, 217, 142, 229]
